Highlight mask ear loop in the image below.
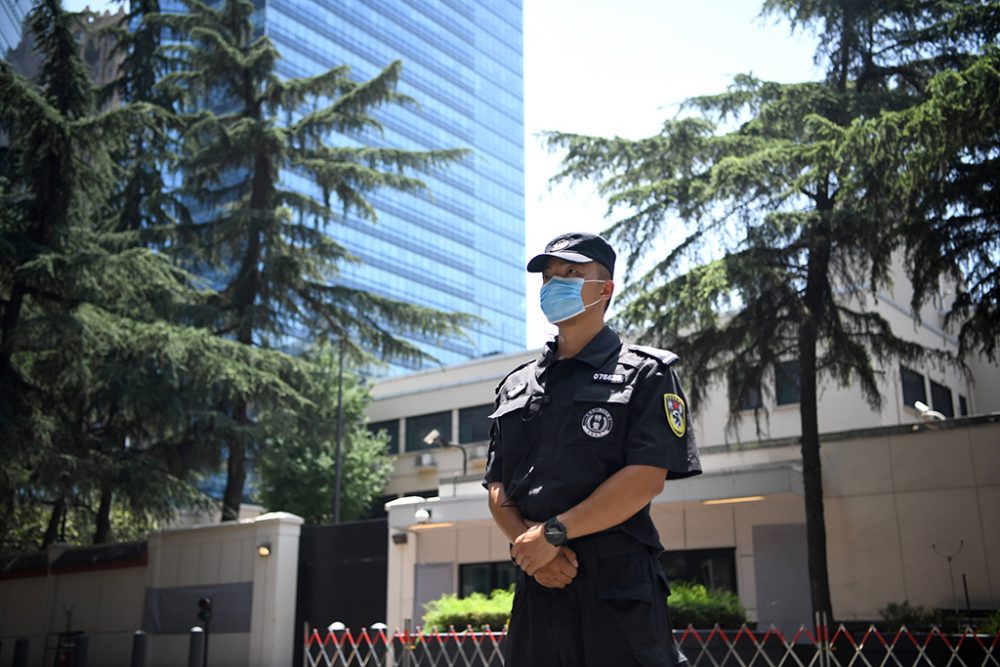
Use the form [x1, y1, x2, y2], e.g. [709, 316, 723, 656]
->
[581, 279, 608, 311]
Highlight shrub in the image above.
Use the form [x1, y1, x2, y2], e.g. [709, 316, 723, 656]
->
[878, 601, 942, 630]
[668, 581, 747, 629]
[981, 610, 1000, 635]
[422, 587, 514, 631]
[421, 580, 750, 631]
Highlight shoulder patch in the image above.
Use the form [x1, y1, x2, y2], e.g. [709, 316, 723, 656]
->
[627, 344, 679, 367]
[494, 359, 535, 395]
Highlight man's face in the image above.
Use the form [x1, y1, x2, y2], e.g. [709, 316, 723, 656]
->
[541, 258, 609, 315]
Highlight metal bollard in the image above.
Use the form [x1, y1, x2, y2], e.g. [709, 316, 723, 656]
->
[12, 638, 29, 667]
[130, 630, 148, 667]
[187, 627, 205, 667]
[72, 634, 89, 667]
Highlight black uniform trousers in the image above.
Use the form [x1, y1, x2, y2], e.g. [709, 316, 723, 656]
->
[503, 532, 688, 667]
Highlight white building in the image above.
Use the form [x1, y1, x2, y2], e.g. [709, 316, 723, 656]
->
[366, 272, 1000, 633]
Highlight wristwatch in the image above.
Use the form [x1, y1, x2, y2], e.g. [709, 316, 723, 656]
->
[543, 517, 568, 546]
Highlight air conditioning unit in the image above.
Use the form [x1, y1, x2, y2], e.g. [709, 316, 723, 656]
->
[414, 453, 437, 470]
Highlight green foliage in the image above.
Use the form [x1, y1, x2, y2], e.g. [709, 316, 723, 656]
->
[982, 610, 1000, 635]
[421, 588, 514, 631]
[667, 581, 747, 629]
[1, 0, 475, 545]
[844, 46, 1000, 360]
[0, 0, 252, 549]
[878, 601, 942, 630]
[148, 0, 475, 518]
[256, 345, 393, 524]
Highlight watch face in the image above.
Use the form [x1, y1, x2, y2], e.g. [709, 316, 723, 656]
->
[544, 520, 566, 545]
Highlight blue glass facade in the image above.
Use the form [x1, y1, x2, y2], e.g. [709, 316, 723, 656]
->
[265, 1, 526, 372]
[0, 0, 32, 56]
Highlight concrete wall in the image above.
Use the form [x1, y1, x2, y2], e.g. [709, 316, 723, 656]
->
[823, 421, 1000, 619]
[0, 512, 302, 667]
[0, 555, 146, 667]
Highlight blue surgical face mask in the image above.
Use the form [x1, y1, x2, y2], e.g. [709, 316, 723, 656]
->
[540, 276, 606, 324]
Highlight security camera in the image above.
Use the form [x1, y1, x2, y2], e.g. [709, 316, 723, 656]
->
[914, 401, 946, 421]
[414, 507, 431, 523]
[423, 429, 448, 446]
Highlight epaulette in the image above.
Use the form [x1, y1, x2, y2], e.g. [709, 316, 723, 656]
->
[626, 344, 679, 367]
[494, 359, 535, 395]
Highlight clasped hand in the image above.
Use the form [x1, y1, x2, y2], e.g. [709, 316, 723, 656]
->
[511, 523, 578, 588]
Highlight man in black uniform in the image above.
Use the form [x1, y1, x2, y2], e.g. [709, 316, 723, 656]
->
[484, 232, 701, 666]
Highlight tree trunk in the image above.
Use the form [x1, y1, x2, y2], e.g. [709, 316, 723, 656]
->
[0, 283, 26, 379]
[93, 483, 114, 544]
[799, 222, 835, 628]
[219, 137, 271, 521]
[221, 404, 248, 522]
[42, 495, 66, 548]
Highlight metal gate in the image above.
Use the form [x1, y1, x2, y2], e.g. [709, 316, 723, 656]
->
[304, 624, 1000, 667]
[295, 519, 389, 667]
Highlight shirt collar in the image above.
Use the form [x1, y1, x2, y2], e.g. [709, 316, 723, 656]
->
[536, 326, 621, 377]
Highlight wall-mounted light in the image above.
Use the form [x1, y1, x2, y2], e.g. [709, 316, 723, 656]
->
[703, 496, 765, 506]
[409, 506, 452, 530]
[257, 543, 272, 557]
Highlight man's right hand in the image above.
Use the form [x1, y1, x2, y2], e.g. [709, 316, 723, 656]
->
[532, 546, 578, 589]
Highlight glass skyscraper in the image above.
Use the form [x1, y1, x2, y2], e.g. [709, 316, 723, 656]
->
[268, 1, 526, 372]
[1, 0, 32, 56]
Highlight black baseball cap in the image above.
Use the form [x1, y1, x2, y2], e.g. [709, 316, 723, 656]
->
[526, 232, 616, 275]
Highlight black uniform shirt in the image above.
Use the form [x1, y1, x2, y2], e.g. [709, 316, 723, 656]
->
[483, 326, 702, 551]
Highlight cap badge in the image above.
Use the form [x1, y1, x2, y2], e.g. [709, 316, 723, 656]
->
[664, 393, 686, 438]
[581, 407, 613, 438]
[549, 238, 571, 251]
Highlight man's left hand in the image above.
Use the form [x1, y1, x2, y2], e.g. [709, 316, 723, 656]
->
[511, 524, 559, 575]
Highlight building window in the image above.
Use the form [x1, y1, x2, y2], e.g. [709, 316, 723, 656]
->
[732, 370, 762, 411]
[459, 404, 494, 444]
[459, 561, 517, 597]
[405, 411, 453, 452]
[900, 366, 926, 410]
[738, 387, 762, 411]
[959, 395, 968, 416]
[368, 419, 399, 454]
[775, 360, 800, 405]
[930, 380, 954, 418]
[659, 548, 738, 594]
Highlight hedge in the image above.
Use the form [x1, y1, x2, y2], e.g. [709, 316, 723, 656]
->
[420, 579, 747, 631]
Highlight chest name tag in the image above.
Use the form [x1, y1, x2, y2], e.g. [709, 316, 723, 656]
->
[592, 373, 624, 385]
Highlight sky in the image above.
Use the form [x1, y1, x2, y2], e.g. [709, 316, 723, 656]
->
[65, 0, 823, 350]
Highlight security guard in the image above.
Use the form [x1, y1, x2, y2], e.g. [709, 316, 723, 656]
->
[484, 233, 701, 666]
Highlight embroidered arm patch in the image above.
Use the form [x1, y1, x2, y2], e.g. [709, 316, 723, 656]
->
[664, 393, 686, 438]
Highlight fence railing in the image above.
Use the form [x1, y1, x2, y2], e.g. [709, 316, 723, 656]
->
[304, 625, 1000, 667]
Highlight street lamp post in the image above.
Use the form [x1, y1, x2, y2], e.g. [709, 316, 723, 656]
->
[333, 338, 345, 524]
